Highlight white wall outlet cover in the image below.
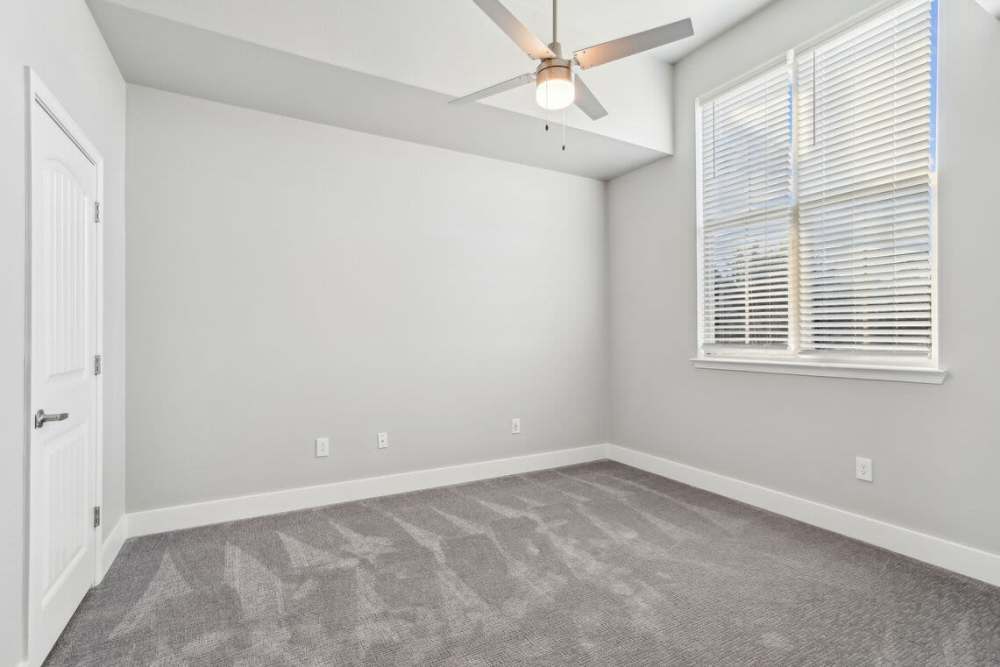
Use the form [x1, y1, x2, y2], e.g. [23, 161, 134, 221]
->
[315, 437, 330, 458]
[511, 418, 521, 434]
[855, 456, 873, 482]
[976, 0, 1000, 19]
[377, 432, 389, 449]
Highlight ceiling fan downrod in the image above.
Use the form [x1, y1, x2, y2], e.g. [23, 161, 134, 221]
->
[552, 0, 558, 45]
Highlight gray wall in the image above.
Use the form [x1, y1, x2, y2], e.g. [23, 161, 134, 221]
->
[0, 1, 126, 664]
[609, 0, 1000, 556]
[125, 86, 609, 512]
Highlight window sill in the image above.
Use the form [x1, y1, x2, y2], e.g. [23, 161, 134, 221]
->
[691, 357, 947, 384]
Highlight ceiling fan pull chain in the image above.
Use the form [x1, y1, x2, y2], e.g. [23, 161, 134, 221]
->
[561, 108, 567, 151]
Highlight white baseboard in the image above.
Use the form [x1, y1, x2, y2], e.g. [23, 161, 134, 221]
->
[127, 444, 608, 538]
[606, 444, 1000, 588]
[99, 515, 128, 582]
[118, 442, 999, 589]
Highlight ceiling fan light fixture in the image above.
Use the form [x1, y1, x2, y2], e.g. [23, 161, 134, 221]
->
[454, 0, 694, 125]
[535, 64, 574, 111]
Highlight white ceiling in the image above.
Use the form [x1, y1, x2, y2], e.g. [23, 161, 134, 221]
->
[89, 0, 665, 180]
[99, 0, 773, 148]
[498, 0, 777, 63]
[90, 0, 774, 179]
[110, 0, 776, 72]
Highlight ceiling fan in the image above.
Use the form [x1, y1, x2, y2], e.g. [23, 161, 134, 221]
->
[451, 0, 694, 120]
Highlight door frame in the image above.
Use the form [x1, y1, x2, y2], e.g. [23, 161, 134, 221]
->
[24, 68, 105, 664]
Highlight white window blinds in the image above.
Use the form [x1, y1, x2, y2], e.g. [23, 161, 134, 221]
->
[698, 65, 793, 350]
[797, 0, 936, 356]
[696, 0, 938, 364]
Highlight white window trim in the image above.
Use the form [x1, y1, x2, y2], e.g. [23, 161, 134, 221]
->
[692, 0, 946, 384]
[692, 357, 946, 384]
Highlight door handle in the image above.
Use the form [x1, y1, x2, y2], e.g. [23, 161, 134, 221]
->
[34, 409, 69, 429]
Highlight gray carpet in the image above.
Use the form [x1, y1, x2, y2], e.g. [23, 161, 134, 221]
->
[46, 461, 1000, 666]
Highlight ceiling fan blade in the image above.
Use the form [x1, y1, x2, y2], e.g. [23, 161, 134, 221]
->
[450, 73, 536, 105]
[574, 18, 694, 70]
[472, 0, 557, 60]
[573, 74, 608, 120]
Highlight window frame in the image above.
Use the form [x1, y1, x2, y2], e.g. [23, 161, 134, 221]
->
[693, 0, 945, 384]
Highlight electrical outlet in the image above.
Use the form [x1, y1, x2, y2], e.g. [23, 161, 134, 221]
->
[511, 417, 521, 434]
[315, 437, 330, 458]
[377, 432, 389, 449]
[855, 456, 873, 482]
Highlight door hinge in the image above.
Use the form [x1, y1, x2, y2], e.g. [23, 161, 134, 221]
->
[94, 354, 103, 376]
[93, 506, 101, 528]
[94, 201, 101, 224]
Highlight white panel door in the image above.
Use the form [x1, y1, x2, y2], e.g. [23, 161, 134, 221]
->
[28, 92, 100, 666]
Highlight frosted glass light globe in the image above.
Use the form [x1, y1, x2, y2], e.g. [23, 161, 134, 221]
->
[535, 67, 574, 110]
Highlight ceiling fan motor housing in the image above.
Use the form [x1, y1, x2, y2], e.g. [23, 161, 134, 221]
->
[535, 59, 572, 84]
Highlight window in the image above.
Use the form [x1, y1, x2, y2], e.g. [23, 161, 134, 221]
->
[695, 0, 944, 383]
